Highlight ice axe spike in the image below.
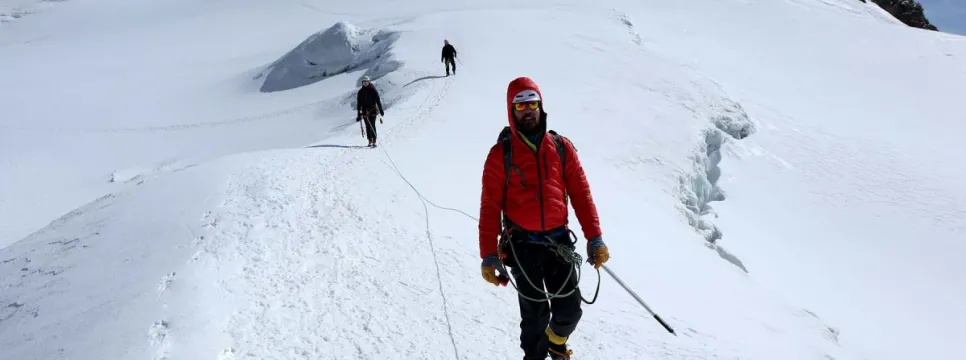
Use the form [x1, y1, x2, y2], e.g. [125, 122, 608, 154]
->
[600, 264, 676, 335]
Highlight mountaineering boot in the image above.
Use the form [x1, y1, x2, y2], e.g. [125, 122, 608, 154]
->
[549, 344, 572, 360]
[546, 328, 573, 359]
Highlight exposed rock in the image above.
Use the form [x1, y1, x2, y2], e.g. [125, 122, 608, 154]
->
[861, 0, 938, 31]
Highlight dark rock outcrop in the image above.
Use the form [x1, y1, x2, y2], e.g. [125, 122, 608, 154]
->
[861, 0, 938, 31]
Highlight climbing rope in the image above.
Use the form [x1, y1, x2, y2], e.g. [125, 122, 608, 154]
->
[498, 228, 601, 305]
[363, 78, 464, 360]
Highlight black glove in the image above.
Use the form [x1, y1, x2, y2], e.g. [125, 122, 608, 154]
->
[356, 113, 361, 122]
[380, 110, 384, 116]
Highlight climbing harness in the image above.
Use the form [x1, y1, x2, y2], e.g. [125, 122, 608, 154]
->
[496, 225, 601, 305]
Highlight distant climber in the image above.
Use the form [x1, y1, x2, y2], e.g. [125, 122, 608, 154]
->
[356, 76, 384, 147]
[441, 39, 457, 76]
[477, 77, 611, 360]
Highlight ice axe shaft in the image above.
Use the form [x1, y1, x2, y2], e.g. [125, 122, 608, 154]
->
[601, 264, 676, 335]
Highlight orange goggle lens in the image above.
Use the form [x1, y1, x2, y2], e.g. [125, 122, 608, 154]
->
[514, 101, 540, 111]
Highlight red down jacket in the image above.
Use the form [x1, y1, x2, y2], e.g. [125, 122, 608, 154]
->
[478, 77, 602, 259]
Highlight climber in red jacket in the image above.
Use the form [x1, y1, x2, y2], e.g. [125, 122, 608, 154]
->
[477, 76, 610, 360]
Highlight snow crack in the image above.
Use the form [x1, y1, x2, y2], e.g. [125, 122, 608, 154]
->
[678, 97, 755, 272]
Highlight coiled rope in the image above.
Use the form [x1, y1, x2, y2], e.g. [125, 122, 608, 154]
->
[498, 228, 601, 304]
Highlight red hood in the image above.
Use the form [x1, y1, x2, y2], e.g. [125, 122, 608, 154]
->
[505, 77, 544, 133]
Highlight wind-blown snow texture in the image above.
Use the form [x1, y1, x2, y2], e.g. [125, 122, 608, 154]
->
[2, 0, 964, 360]
[257, 21, 402, 93]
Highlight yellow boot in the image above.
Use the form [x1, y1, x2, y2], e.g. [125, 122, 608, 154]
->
[545, 328, 573, 359]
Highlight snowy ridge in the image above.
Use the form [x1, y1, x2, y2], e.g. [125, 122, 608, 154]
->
[2, 0, 965, 359]
[203, 79, 460, 360]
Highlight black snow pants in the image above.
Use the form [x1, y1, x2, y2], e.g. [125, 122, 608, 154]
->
[444, 57, 456, 75]
[361, 107, 379, 141]
[503, 227, 583, 359]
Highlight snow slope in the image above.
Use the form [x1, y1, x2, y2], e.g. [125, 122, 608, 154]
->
[2, 0, 964, 359]
[621, 1, 966, 359]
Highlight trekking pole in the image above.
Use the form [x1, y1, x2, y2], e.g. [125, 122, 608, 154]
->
[600, 264, 677, 335]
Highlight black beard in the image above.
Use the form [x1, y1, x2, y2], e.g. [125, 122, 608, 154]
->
[519, 113, 537, 126]
[515, 114, 540, 136]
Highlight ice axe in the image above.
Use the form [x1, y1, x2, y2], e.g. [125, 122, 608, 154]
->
[601, 264, 677, 335]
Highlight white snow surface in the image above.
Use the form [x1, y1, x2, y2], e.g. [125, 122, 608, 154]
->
[1, 0, 964, 359]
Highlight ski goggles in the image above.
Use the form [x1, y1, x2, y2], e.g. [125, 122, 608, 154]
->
[513, 101, 540, 111]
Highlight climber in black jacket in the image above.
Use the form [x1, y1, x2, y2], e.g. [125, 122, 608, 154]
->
[356, 75, 384, 147]
[441, 39, 457, 76]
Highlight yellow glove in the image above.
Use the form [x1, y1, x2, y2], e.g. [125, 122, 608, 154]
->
[482, 266, 502, 286]
[587, 237, 610, 269]
[591, 246, 610, 269]
[481, 254, 508, 286]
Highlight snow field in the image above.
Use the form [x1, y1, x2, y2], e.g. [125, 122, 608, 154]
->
[2, 0, 965, 359]
[619, 1, 966, 359]
[4, 6, 851, 359]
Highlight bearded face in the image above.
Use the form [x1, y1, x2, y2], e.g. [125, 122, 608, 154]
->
[512, 101, 540, 133]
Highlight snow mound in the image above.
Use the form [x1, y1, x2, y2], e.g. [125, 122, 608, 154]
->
[256, 21, 402, 93]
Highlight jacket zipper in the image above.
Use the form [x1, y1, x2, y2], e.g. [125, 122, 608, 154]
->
[535, 142, 546, 231]
[544, 153, 549, 179]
